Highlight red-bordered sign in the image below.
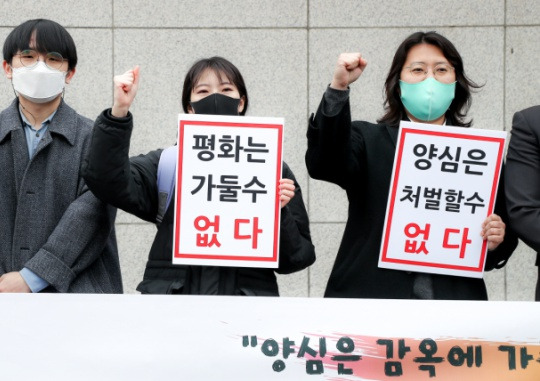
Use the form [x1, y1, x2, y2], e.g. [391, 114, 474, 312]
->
[173, 114, 283, 268]
[379, 121, 507, 278]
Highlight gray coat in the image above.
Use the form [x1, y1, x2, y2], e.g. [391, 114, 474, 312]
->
[0, 99, 122, 293]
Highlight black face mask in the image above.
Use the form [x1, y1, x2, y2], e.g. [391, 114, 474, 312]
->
[190, 93, 241, 115]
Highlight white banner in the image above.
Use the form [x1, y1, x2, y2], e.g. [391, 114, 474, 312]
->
[379, 121, 507, 278]
[173, 114, 284, 268]
[1, 294, 539, 380]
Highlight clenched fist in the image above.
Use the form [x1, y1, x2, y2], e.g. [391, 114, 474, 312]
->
[111, 65, 140, 118]
[330, 53, 368, 91]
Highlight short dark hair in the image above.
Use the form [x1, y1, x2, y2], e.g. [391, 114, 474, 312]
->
[3, 19, 77, 71]
[378, 31, 481, 127]
[181, 56, 248, 115]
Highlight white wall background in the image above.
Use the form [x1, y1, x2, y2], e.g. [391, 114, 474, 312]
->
[1, 0, 539, 300]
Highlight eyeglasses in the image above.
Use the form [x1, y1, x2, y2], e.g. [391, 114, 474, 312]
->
[14, 49, 66, 70]
[403, 62, 455, 82]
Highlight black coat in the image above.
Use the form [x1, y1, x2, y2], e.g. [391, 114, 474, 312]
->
[83, 109, 315, 295]
[505, 105, 540, 301]
[306, 94, 517, 300]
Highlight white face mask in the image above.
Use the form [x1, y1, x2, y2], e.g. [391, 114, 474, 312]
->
[11, 61, 67, 104]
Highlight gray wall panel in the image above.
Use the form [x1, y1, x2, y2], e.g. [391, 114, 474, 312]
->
[507, 0, 540, 25]
[309, 223, 346, 297]
[116, 224, 154, 293]
[0, 0, 112, 27]
[310, 0, 504, 27]
[505, 27, 540, 128]
[113, 0, 307, 27]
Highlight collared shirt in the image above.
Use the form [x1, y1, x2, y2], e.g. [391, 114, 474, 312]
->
[21, 108, 56, 158]
[18, 107, 57, 293]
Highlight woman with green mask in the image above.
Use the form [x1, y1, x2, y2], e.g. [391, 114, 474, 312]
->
[306, 31, 517, 300]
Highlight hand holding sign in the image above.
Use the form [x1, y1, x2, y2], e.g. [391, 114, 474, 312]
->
[112, 65, 140, 118]
[482, 213, 505, 251]
[330, 53, 368, 91]
[279, 178, 295, 208]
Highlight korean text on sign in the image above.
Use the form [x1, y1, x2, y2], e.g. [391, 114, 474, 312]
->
[173, 114, 284, 268]
[379, 121, 507, 278]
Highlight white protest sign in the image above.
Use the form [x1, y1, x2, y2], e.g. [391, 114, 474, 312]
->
[379, 121, 507, 278]
[173, 113, 283, 268]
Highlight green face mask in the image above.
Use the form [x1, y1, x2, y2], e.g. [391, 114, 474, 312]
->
[399, 77, 456, 122]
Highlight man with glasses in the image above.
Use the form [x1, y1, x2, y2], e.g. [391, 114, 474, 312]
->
[0, 19, 122, 293]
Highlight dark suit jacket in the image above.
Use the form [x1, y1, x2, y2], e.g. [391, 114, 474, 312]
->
[306, 93, 517, 300]
[505, 105, 540, 300]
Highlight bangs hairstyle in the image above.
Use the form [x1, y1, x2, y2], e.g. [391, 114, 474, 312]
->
[3, 19, 77, 71]
[378, 31, 481, 127]
[181, 56, 248, 115]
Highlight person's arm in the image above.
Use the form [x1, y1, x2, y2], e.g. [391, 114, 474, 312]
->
[483, 167, 518, 270]
[83, 109, 161, 222]
[305, 53, 368, 189]
[20, 184, 117, 293]
[82, 66, 162, 222]
[505, 107, 540, 253]
[276, 164, 315, 274]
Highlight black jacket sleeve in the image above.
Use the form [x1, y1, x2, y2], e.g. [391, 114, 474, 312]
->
[505, 106, 540, 257]
[305, 90, 366, 190]
[82, 109, 161, 223]
[485, 165, 518, 270]
[276, 162, 316, 274]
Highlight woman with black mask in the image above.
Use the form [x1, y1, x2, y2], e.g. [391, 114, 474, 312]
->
[83, 56, 315, 295]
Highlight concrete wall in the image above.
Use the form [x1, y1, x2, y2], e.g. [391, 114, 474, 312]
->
[1, 0, 538, 299]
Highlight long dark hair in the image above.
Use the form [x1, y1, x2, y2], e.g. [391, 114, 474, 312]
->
[181, 56, 248, 115]
[378, 31, 481, 127]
